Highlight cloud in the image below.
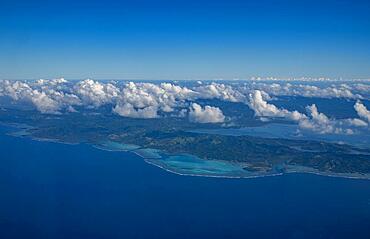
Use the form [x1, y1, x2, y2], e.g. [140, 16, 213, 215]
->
[247, 90, 367, 135]
[248, 90, 306, 121]
[298, 104, 343, 134]
[250, 77, 370, 82]
[1, 79, 370, 133]
[189, 103, 225, 123]
[353, 83, 370, 94]
[240, 82, 364, 100]
[0, 79, 81, 114]
[114, 82, 195, 117]
[354, 101, 370, 123]
[111, 81, 196, 119]
[30, 90, 61, 114]
[345, 118, 368, 127]
[0, 80, 33, 100]
[297, 104, 370, 134]
[194, 83, 245, 102]
[113, 102, 158, 119]
[74, 79, 119, 107]
[35, 78, 67, 87]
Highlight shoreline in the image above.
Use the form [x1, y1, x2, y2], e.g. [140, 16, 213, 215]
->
[144, 158, 370, 180]
[1, 123, 370, 181]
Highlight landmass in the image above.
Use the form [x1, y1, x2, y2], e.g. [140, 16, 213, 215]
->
[1, 106, 370, 179]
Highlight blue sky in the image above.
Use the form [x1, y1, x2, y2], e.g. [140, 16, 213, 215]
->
[1, 0, 370, 80]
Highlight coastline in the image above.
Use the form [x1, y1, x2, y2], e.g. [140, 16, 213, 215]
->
[144, 158, 370, 180]
[1, 123, 370, 181]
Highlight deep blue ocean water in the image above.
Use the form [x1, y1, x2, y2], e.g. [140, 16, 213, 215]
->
[1, 126, 370, 239]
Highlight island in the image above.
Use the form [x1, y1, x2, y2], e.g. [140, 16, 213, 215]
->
[1, 106, 370, 179]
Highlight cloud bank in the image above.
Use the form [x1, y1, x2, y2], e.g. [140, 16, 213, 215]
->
[1, 79, 369, 133]
[247, 90, 369, 135]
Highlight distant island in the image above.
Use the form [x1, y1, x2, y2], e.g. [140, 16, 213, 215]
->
[1, 106, 370, 179]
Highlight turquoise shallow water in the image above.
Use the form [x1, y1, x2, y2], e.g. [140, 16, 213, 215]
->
[95, 141, 141, 151]
[133, 148, 162, 159]
[1, 125, 370, 238]
[95, 140, 280, 178]
[146, 154, 279, 178]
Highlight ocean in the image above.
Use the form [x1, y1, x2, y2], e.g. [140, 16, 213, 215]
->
[1, 126, 370, 239]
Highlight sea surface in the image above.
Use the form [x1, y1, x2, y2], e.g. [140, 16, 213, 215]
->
[1, 126, 370, 239]
[190, 123, 370, 149]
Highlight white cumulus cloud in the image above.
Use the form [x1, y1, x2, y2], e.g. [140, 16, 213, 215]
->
[354, 101, 370, 123]
[247, 90, 367, 135]
[189, 103, 225, 123]
[1, 79, 370, 133]
[248, 90, 306, 121]
[113, 102, 158, 119]
[73, 79, 119, 107]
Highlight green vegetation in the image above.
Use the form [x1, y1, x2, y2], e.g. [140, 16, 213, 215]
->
[1, 107, 370, 176]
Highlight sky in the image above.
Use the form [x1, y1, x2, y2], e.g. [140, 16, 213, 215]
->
[1, 0, 370, 80]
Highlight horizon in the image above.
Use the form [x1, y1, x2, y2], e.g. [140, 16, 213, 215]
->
[2, 77, 370, 82]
